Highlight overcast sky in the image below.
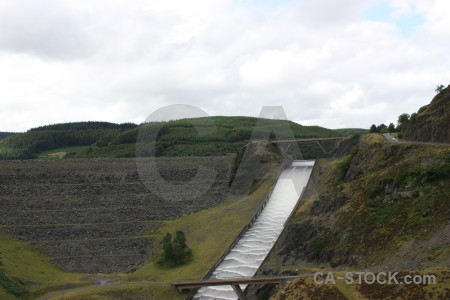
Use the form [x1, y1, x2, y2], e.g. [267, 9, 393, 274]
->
[0, 0, 449, 132]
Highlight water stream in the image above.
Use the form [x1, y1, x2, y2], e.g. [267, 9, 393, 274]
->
[193, 160, 314, 300]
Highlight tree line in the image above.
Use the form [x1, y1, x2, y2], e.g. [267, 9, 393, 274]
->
[29, 121, 137, 132]
[370, 85, 448, 135]
[0, 122, 137, 159]
[0, 132, 15, 140]
[369, 104, 429, 136]
[1, 117, 343, 160]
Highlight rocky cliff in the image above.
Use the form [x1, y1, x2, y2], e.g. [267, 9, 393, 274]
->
[403, 84, 450, 143]
[248, 134, 450, 299]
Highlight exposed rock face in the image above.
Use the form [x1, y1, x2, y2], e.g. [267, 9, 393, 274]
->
[254, 134, 450, 280]
[0, 157, 231, 273]
[404, 85, 450, 143]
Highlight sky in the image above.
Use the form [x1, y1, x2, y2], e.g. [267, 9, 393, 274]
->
[0, 0, 449, 132]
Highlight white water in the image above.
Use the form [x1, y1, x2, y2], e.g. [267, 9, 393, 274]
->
[193, 161, 314, 300]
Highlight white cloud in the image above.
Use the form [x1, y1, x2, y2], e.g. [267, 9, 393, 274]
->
[0, 0, 449, 132]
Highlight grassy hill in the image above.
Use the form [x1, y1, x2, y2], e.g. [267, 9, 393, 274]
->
[0, 122, 137, 159]
[0, 117, 343, 160]
[0, 132, 16, 140]
[72, 116, 343, 159]
[333, 128, 369, 136]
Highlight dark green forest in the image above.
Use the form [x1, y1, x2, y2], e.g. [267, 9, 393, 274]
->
[0, 132, 16, 140]
[0, 122, 137, 159]
[0, 117, 344, 159]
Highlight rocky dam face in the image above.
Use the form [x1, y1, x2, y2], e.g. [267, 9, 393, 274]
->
[0, 157, 231, 273]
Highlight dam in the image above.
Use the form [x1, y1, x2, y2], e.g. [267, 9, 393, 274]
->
[193, 160, 314, 300]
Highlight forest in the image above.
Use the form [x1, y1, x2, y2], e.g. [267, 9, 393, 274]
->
[0, 117, 344, 160]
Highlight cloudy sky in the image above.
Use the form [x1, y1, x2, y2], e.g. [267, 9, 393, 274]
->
[0, 0, 449, 132]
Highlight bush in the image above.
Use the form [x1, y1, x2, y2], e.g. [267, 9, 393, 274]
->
[307, 235, 326, 260]
[366, 183, 384, 198]
[419, 153, 450, 182]
[157, 230, 193, 268]
[336, 156, 352, 182]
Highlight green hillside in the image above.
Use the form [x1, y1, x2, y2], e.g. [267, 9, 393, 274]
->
[0, 132, 16, 141]
[75, 116, 342, 159]
[0, 117, 343, 160]
[333, 128, 369, 136]
[0, 122, 137, 159]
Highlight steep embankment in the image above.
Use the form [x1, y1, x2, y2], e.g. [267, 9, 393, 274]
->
[250, 134, 449, 299]
[269, 134, 449, 269]
[0, 157, 231, 274]
[403, 84, 450, 143]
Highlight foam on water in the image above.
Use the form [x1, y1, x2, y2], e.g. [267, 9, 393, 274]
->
[193, 161, 314, 299]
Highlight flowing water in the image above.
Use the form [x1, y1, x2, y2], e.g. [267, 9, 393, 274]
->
[193, 160, 314, 300]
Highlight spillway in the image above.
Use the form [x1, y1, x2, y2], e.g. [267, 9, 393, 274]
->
[193, 160, 314, 300]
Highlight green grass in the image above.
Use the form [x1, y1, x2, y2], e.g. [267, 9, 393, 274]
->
[38, 146, 89, 158]
[0, 235, 91, 299]
[333, 128, 369, 136]
[125, 178, 275, 283]
[329, 135, 448, 259]
[50, 284, 182, 300]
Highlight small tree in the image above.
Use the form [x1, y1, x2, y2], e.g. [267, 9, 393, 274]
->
[162, 233, 174, 261]
[377, 124, 388, 133]
[268, 131, 276, 141]
[174, 230, 187, 249]
[388, 123, 396, 133]
[158, 230, 192, 267]
[435, 84, 444, 93]
[369, 124, 378, 133]
[398, 113, 410, 125]
[307, 235, 326, 260]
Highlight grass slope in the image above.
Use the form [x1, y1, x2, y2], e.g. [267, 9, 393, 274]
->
[0, 234, 92, 299]
[37, 146, 90, 159]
